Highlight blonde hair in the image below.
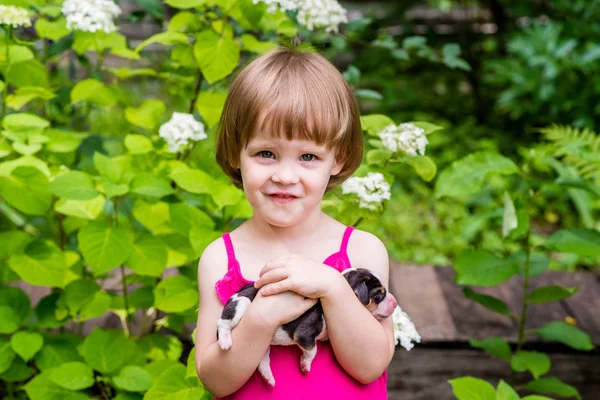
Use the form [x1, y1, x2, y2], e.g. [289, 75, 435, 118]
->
[215, 47, 363, 190]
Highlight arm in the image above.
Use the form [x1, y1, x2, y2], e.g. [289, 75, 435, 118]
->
[194, 241, 277, 397]
[320, 231, 396, 384]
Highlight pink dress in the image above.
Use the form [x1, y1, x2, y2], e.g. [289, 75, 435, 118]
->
[214, 226, 388, 399]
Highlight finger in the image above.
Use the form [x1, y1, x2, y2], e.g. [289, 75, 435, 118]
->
[260, 280, 292, 296]
[259, 260, 287, 277]
[254, 268, 288, 289]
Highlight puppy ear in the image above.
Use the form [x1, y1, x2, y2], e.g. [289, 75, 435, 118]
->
[354, 282, 369, 305]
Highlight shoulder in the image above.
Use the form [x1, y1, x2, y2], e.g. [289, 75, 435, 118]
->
[197, 236, 229, 289]
[347, 228, 390, 284]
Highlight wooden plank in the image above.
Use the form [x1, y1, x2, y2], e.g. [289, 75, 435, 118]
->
[389, 264, 458, 342]
[436, 267, 515, 341]
[387, 346, 600, 400]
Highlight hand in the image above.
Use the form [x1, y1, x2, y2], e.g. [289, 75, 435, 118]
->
[253, 290, 318, 327]
[254, 254, 344, 299]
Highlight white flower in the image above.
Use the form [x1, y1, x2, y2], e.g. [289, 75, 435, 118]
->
[296, 0, 347, 33]
[62, 0, 121, 34]
[252, 0, 299, 13]
[253, 0, 347, 33]
[0, 6, 31, 28]
[392, 305, 421, 351]
[159, 112, 207, 153]
[341, 172, 391, 210]
[378, 123, 428, 156]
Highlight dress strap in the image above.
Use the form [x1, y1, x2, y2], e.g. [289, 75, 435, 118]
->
[222, 232, 236, 262]
[340, 226, 355, 255]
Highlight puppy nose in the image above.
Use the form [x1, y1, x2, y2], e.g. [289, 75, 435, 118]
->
[386, 294, 398, 314]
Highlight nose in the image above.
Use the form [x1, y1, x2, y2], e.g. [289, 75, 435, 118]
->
[271, 163, 299, 185]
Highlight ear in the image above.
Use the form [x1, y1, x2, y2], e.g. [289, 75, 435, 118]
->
[353, 282, 369, 305]
[331, 158, 343, 176]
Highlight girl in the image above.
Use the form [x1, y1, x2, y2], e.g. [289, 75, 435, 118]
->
[195, 47, 395, 399]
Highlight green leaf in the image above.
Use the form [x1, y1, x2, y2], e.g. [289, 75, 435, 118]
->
[23, 370, 73, 400]
[35, 17, 70, 41]
[113, 365, 153, 392]
[463, 288, 512, 316]
[195, 91, 227, 128]
[93, 152, 123, 183]
[0, 285, 32, 322]
[545, 228, 600, 257]
[78, 223, 134, 276]
[0, 166, 52, 215]
[189, 226, 221, 257]
[49, 171, 99, 200]
[0, 336, 16, 374]
[54, 195, 105, 220]
[527, 286, 578, 304]
[171, 166, 213, 194]
[0, 306, 20, 333]
[58, 279, 101, 315]
[0, 45, 34, 65]
[125, 100, 165, 130]
[47, 361, 94, 390]
[469, 337, 512, 362]
[79, 290, 111, 321]
[435, 152, 519, 199]
[194, 29, 239, 84]
[511, 351, 551, 379]
[448, 376, 496, 400]
[34, 337, 83, 371]
[144, 364, 204, 400]
[136, 31, 189, 53]
[240, 33, 278, 54]
[355, 89, 383, 100]
[124, 134, 154, 155]
[169, 203, 215, 235]
[521, 396, 557, 400]
[406, 155, 437, 182]
[454, 250, 519, 287]
[8, 240, 68, 288]
[11, 331, 43, 362]
[131, 173, 175, 198]
[211, 180, 243, 208]
[360, 114, 395, 136]
[502, 192, 518, 238]
[411, 121, 444, 135]
[132, 200, 174, 234]
[2, 110, 48, 134]
[524, 377, 581, 400]
[139, 334, 183, 362]
[509, 250, 549, 278]
[82, 328, 125, 374]
[535, 322, 594, 351]
[128, 286, 155, 309]
[127, 236, 168, 277]
[154, 275, 198, 313]
[496, 380, 520, 400]
[71, 79, 117, 106]
[7, 86, 56, 110]
[366, 149, 393, 166]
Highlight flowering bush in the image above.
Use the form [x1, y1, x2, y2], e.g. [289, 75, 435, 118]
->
[0, 0, 441, 398]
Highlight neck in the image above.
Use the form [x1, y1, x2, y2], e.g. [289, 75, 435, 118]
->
[247, 206, 326, 248]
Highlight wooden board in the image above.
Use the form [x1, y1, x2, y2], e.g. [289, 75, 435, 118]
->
[389, 264, 458, 341]
[387, 346, 600, 400]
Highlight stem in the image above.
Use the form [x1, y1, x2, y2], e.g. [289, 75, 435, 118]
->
[353, 217, 363, 227]
[1, 26, 12, 121]
[511, 228, 531, 386]
[188, 71, 204, 114]
[120, 265, 131, 336]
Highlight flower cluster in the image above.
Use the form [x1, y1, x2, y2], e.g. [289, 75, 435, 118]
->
[253, 0, 347, 33]
[378, 123, 428, 156]
[0, 6, 31, 28]
[341, 172, 391, 210]
[62, 0, 121, 34]
[159, 113, 207, 153]
[392, 305, 421, 351]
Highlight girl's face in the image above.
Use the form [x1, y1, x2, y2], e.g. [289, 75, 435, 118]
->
[239, 133, 343, 227]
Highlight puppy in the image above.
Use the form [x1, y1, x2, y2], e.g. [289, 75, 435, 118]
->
[216, 268, 398, 386]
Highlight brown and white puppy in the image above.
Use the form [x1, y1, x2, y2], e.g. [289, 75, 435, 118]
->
[216, 267, 398, 386]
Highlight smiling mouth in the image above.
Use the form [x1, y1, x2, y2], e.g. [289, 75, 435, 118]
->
[268, 194, 297, 203]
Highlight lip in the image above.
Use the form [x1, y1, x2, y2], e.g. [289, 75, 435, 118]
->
[267, 193, 298, 204]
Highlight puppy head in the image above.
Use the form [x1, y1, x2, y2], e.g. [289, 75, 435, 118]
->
[342, 268, 397, 320]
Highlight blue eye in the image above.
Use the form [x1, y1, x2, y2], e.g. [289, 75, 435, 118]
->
[300, 154, 317, 162]
[259, 151, 274, 159]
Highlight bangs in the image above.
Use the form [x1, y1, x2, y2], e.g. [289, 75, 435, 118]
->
[248, 57, 351, 149]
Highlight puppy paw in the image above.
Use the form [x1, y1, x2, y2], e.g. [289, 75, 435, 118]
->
[218, 332, 232, 350]
[264, 376, 276, 387]
[300, 361, 311, 375]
